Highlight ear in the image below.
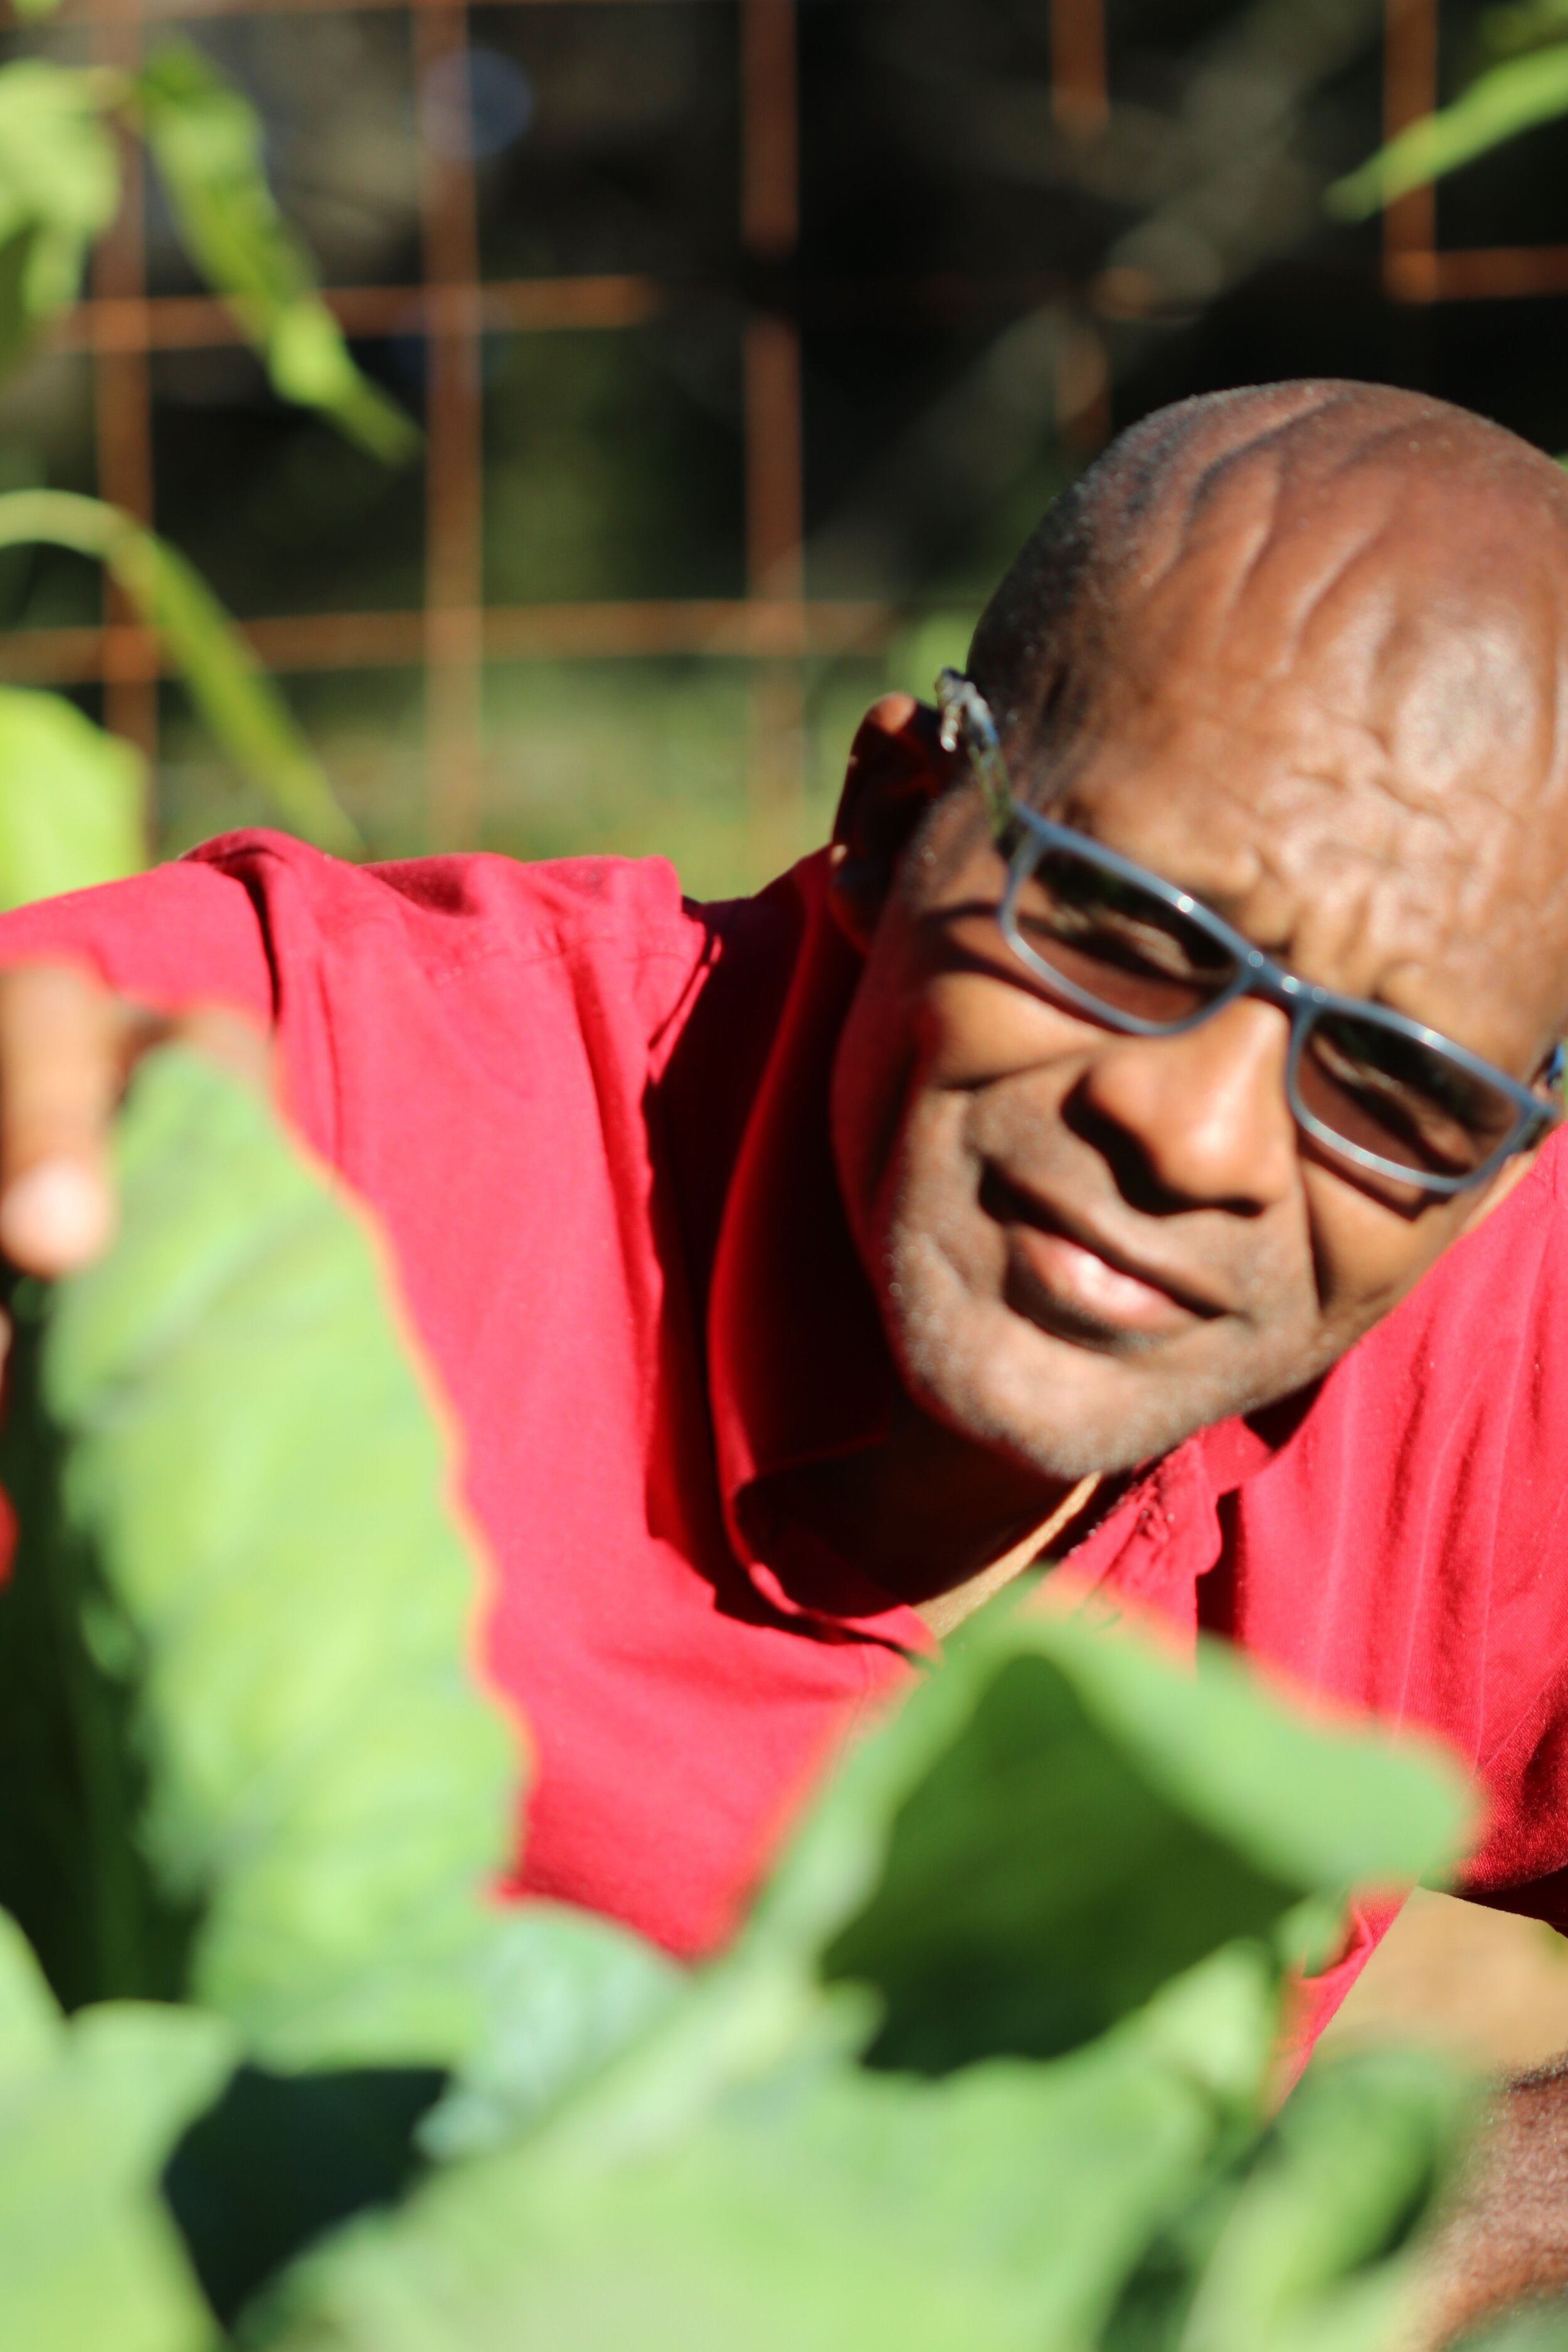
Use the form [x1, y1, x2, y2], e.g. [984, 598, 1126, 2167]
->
[826, 694, 960, 953]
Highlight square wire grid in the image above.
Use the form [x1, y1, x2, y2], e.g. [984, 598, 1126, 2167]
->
[0, 0, 1514, 854]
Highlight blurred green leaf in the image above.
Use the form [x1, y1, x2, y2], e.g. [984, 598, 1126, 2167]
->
[0, 227, 43, 381]
[0, 684, 145, 906]
[750, 1604, 1473, 2074]
[0, 62, 121, 377]
[1175, 2047, 1473, 2352]
[0, 1905, 233, 2352]
[0, 489, 360, 854]
[0, 1047, 518, 2069]
[167, 2063, 444, 2327]
[1480, 0, 1568, 63]
[1462, 2306, 1568, 2347]
[248, 1608, 1473, 2352]
[133, 41, 419, 465]
[1328, 43, 1568, 218]
[420, 1905, 686, 2162]
[251, 2004, 1220, 2352]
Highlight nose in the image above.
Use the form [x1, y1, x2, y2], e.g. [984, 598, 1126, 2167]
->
[1073, 995, 1298, 1214]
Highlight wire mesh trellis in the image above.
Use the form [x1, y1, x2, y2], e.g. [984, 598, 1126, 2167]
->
[0, 0, 1551, 859]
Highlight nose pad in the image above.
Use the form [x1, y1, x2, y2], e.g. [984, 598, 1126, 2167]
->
[1073, 997, 1298, 1212]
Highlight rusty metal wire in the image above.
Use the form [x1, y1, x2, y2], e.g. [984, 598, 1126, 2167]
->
[9, 0, 909, 846]
[1, 0, 1557, 851]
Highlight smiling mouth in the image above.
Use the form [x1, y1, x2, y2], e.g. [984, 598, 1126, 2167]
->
[982, 1171, 1226, 1347]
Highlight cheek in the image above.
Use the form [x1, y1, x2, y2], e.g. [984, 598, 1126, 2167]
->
[833, 960, 1076, 1259]
[1298, 1161, 1470, 1342]
[914, 969, 1089, 1089]
[830, 963, 923, 1271]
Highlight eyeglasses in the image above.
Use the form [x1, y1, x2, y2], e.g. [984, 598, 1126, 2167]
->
[933, 669, 1564, 1199]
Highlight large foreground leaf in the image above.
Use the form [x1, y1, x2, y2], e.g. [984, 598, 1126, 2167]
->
[0, 1905, 232, 2352]
[0, 1047, 517, 2069]
[763, 1603, 1473, 2072]
[249, 1987, 1224, 2352]
[250, 1600, 1471, 2352]
[418, 1902, 686, 2162]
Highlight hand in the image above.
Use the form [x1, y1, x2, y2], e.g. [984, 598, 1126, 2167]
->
[0, 962, 270, 1280]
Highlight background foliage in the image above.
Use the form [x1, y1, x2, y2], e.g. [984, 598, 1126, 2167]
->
[3, 0, 1568, 894]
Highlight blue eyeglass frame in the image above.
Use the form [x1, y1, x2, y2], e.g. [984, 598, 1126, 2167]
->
[933, 668, 1564, 1199]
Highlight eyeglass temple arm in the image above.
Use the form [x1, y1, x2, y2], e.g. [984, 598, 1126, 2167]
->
[935, 669, 1015, 840]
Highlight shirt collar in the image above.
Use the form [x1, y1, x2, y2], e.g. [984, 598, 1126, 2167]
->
[704, 851, 916, 1641]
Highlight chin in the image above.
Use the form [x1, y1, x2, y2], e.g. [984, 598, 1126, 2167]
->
[879, 1233, 1283, 1483]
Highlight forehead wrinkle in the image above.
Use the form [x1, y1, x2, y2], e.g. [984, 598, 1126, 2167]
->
[1053, 711, 1563, 1059]
[1163, 472, 1409, 694]
[1120, 385, 1367, 600]
[1229, 764, 1562, 1060]
[1263, 734, 1535, 972]
[1113, 517, 1561, 851]
[1224, 793, 1514, 1042]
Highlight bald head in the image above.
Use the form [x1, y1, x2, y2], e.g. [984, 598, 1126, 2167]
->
[971, 379, 1568, 829]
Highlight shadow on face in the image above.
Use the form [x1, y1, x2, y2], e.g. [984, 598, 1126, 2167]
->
[827, 383, 1568, 1482]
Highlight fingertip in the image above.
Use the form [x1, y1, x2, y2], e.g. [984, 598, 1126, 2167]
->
[0, 1158, 114, 1275]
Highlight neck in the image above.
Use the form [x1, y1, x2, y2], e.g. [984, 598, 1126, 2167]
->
[771, 1387, 1104, 1614]
[914, 1473, 1103, 1640]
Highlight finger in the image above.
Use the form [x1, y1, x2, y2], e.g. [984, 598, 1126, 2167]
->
[0, 963, 120, 1276]
[170, 1004, 274, 1097]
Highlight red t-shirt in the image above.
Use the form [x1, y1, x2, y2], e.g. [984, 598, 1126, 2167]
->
[4, 830, 1568, 2032]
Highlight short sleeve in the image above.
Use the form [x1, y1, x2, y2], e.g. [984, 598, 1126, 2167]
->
[0, 846, 277, 1022]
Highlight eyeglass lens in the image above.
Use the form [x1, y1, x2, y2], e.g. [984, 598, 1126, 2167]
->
[1009, 842, 1524, 1182]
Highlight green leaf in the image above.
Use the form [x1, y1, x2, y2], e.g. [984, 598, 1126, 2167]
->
[1479, 0, 1568, 63]
[167, 2064, 445, 2327]
[751, 1604, 1473, 2072]
[419, 1904, 686, 2161]
[248, 1609, 1471, 2350]
[252, 2001, 1222, 2352]
[133, 42, 419, 465]
[0, 226, 43, 381]
[0, 489, 360, 856]
[245, 1604, 1477, 2352]
[1175, 2046, 1473, 2352]
[1461, 2307, 1568, 2348]
[0, 685, 145, 906]
[0, 1047, 518, 2069]
[0, 1905, 233, 2352]
[1328, 43, 1568, 218]
[0, 63, 120, 378]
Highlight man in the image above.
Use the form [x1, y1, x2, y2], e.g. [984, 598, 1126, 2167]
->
[1, 376, 1566, 2331]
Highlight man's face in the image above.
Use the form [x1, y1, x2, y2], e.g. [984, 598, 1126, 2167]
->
[829, 616, 1568, 1484]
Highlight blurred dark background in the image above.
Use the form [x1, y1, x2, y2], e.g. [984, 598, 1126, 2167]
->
[0, 0, 1561, 896]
